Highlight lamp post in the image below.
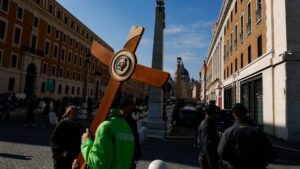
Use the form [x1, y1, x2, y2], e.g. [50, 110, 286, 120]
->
[82, 52, 91, 102]
[176, 57, 182, 98]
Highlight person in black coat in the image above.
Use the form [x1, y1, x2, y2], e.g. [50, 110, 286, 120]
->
[197, 103, 221, 169]
[50, 105, 84, 169]
[120, 98, 141, 169]
[218, 103, 275, 169]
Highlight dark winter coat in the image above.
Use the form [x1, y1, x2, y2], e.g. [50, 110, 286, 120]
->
[197, 116, 220, 169]
[50, 117, 84, 169]
[218, 119, 275, 169]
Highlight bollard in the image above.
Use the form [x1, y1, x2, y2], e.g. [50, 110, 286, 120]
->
[148, 160, 168, 169]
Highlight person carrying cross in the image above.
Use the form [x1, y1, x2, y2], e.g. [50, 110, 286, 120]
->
[73, 95, 135, 169]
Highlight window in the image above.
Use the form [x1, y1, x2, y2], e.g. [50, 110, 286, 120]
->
[8, 78, 15, 91]
[77, 87, 80, 95]
[257, 35, 262, 57]
[72, 86, 75, 95]
[58, 84, 62, 94]
[57, 10, 61, 20]
[65, 86, 69, 95]
[10, 53, 18, 68]
[70, 21, 74, 29]
[69, 38, 72, 46]
[0, 49, 3, 65]
[240, 14, 244, 43]
[241, 53, 244, 68]
[68, 51, 72, 63]
[35, 0, 40, 5]
[44, 40, 50, 56]
[224, 44, 226, 60]
[0, 19, 7, 41]
[63, 33, 66, 42]
[230, 12, 233, 23]
[31, 34, 37, 52]
[61, 48, 65, 61]
[0, 0, 9, 12]
[79, 56, 82, 67]
[248, 45, 252, 63]
[234, 25, 237, 50]
[47, 24, 51, 35]
[33, 17, 39, 28]
[224, 70, 226, 79]
[66, 69, 70, 79]
[231, 63, 233, 74]
[227, 67, 229, 77]
[64, 16, 68, 25]
[56, 29, 60, 39]
[235, 58, 238, 71]
[48, 3, 53, 13]
[73, 54, 77, 65]
[16, 7, 23, 20]
[13, 26, 22, 46]
[41, 82, 45, 93]
[230, 32, 233, 54]
[247, 2, 252, 33]
[77, 72, 81, 81]
[72, 71, 76, 80]
[235, 1, 237, 13]
[52, 65, 56, 76]
[59, 68, 63, 77]
[42, 63, 47, 74]
[256, 0, 262, 22]
[54, 44, 58, 58]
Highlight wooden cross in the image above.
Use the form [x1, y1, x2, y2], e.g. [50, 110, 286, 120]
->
[77, 26, 169, 168]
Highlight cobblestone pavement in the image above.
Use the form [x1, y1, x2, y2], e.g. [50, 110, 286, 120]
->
[0, 108, 300, 169]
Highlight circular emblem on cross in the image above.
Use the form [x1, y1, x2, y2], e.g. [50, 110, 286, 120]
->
[110, 49, 136, 81]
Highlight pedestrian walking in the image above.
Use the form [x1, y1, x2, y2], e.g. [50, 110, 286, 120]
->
[87, 97, 92, 119]
[0, 96, 13, 120]
[217, 103, 275, 169]
[25, 95, 38, 126]
[197, 103, 221, 169]
[120, 97, 142, 169]
[50, 105, 84, 169]
[75, 95, 135, 169]
[42, 98, 50, 127]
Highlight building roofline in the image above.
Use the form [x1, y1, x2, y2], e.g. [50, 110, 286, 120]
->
[206, 0, 233, 61]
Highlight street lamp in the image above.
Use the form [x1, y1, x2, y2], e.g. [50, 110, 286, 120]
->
[82, 52, 91, 100]
[176, 57, 182, 98]
[177, 57, 182, 64]
[156, 0, 165, 6]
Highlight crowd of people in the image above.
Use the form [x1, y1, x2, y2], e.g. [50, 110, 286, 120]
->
[196, 103, 275, 169]
[1, 92, 276, 169]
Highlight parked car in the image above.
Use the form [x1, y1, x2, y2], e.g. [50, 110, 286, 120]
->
[178, 106, 202, 127]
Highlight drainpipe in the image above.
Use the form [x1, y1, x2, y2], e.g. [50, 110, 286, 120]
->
[271, 0, 275, 136]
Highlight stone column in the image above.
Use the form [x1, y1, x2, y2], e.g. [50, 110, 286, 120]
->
[142, 1, 166, 138]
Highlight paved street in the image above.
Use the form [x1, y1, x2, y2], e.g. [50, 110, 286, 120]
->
[0, 107, 300, 169]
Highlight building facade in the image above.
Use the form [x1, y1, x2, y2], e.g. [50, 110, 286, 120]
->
[202, 0, 300, 141]
[0, 0, 114, 100]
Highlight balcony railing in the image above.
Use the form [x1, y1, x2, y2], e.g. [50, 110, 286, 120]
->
[22, 45, 45, 56]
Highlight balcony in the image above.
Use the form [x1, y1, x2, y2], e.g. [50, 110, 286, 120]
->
[22, 45, 45, 56]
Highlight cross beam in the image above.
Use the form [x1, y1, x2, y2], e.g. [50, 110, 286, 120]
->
[77, 26, 169, 168]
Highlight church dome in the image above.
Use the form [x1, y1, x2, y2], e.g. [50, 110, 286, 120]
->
[180, 67, 189, 77]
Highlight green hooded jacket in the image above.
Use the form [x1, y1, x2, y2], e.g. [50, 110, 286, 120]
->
[81, 108, 134, 169]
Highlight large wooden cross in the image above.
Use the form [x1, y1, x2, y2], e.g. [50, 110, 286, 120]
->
[77, 26, 169, 168]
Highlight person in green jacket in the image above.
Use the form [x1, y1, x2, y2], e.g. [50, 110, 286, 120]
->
[79, 98, 135, 169]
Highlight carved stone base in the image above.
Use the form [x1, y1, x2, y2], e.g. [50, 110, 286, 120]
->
[141, 119, 167, 138]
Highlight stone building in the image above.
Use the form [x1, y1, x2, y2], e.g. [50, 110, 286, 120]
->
[202, 0, 300, 141]
[0, 0, 113, 99]
[0, 0, 148, 101]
